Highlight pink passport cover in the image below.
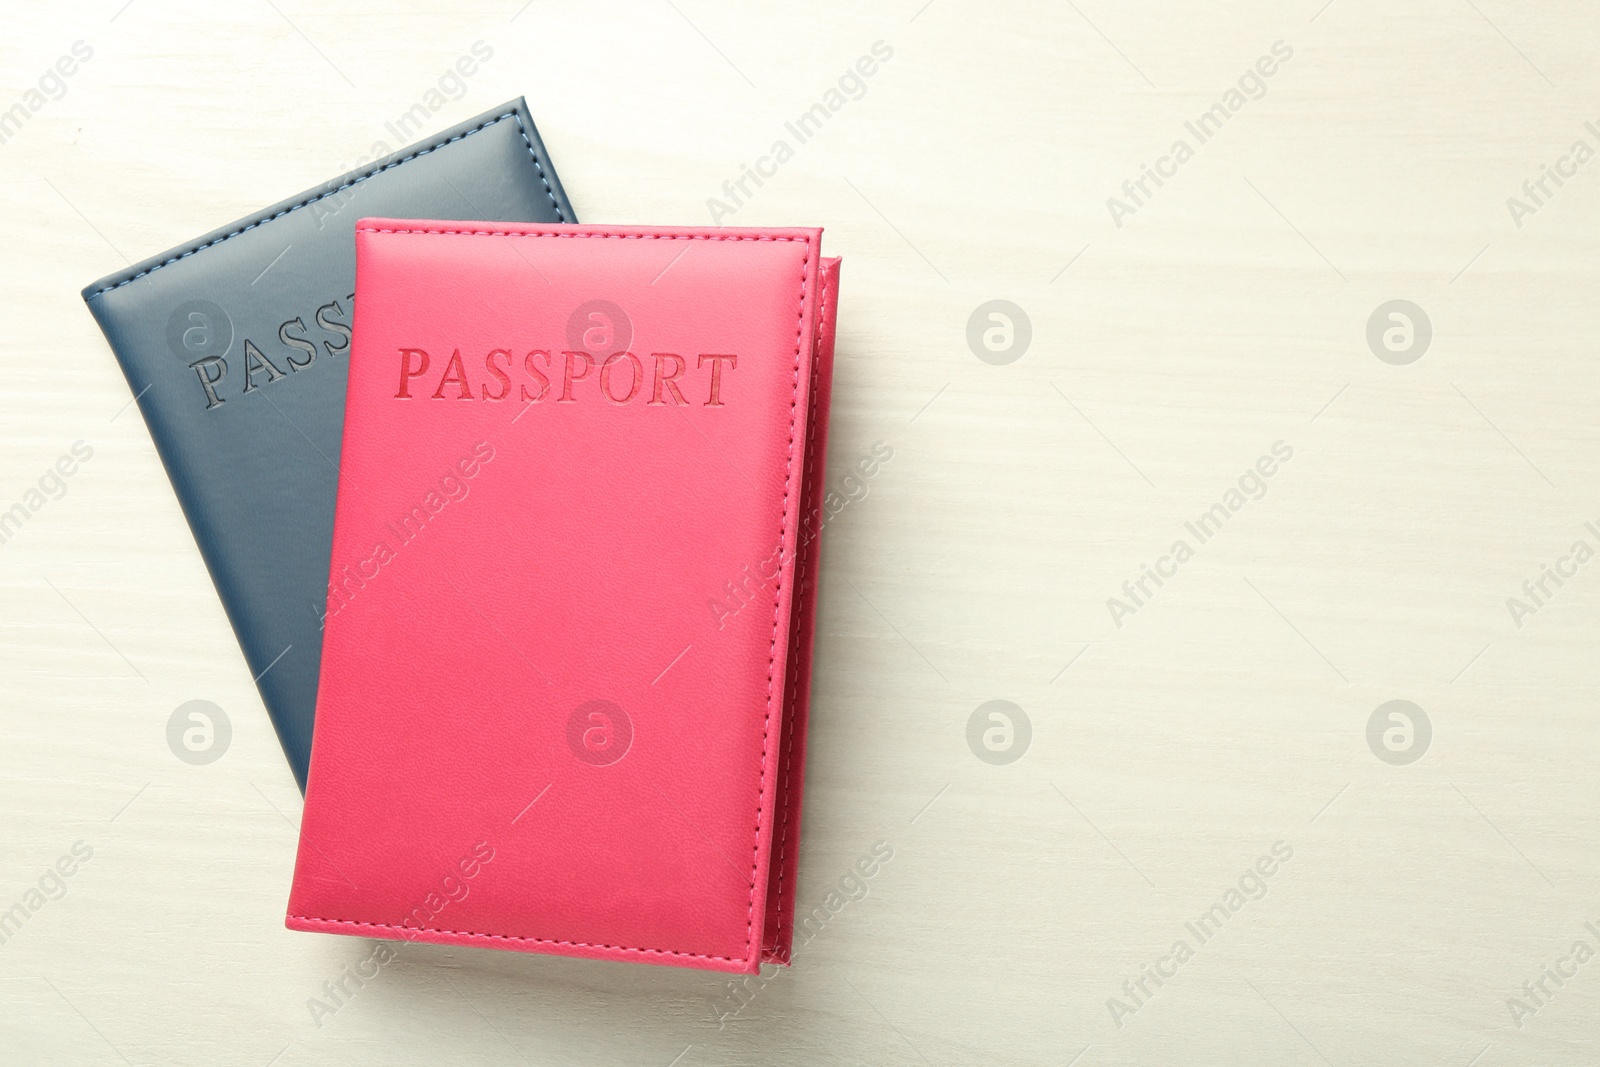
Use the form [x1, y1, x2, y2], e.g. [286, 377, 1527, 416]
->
[286, 221, 838, 973]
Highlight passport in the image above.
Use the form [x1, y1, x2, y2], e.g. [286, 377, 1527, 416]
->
[80, 100, 575, 789]
[287, 220, 839, 973]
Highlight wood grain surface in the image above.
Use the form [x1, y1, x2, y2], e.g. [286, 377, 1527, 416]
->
[2, 1, 1597, 1064]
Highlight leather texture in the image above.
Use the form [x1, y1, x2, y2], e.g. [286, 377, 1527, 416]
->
[287, 221, 839, 973]
[80, 100, 575, 791]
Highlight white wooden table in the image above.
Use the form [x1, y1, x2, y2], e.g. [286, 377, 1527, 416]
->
[3, 1, 1598, 1063]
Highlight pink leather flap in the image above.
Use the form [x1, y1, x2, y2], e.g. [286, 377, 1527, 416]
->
[287, 222, 836, 974]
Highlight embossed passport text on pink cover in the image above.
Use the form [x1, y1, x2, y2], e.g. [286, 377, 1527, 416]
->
[286, 221, 838, 973]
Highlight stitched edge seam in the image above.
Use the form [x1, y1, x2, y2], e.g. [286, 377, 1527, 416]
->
[287, 914, 742, 963]
[311, 226, 814, 969]
[84, 109, 563, 299]
[748, 232, 809, 967]
[356, 229, 804, 242]
[506, 113, 566, 224]
[772, 263, 828, 953]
